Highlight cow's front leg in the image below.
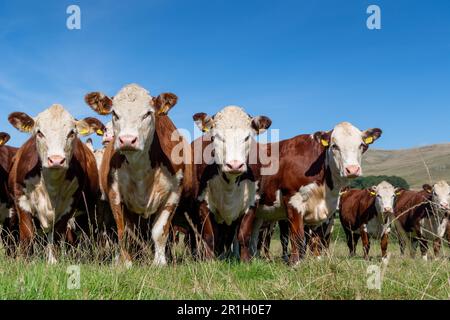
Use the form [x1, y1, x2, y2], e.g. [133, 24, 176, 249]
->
[17, 206, 35, 258]
[198, 200, 215, 259]
[433, 238, 442, 258]
[46, 231, 57, 265]
[360, 224, 370, 260]
[285, 200, 305, 266]
[108, 190, 132, 267]
[152, 203, 177, 266]
[279, 220, 290, 262]
[238, 206, 256, 262]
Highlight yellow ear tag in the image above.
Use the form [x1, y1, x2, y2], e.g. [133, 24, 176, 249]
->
[364, 136, 374, 145]
[202, 127, 210, 133]
[22, 125, 31, 132]
[321, 139, 329, 147]
[370, 191, 376, 196]
[396, 192, 401, 196]
[79, 128, 89, 136]
[0, 138, 4, 146]
[158, 105, 169, 115]
[96, 129, 104, 136]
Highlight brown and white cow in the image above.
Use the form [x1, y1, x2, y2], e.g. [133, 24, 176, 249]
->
[0, 132, 18, 247]
[250, 122, 382, 265]
[8, 105, 104, 264]
[85, 84, 188, 266]
[190, 106, 271, 261]
[339, 181, 399, 260]
[394, 182, 449, 260]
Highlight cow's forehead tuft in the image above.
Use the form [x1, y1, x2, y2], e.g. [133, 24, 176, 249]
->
[35, 104, 74, 126]
[333, 122, 361, 137]
[214, 106, 251, 130]
[376, 181, 394, 192]
[113, 84, 151, 106]
[433, 180, 450, 192]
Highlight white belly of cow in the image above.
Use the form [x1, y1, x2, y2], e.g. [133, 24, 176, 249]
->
[420, 216, 448, 240]
[203, 176, 257, 226]
[117, 165, 182, 219]
[18, 175, 79, 233]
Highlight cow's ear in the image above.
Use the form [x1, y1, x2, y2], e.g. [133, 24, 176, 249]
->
[153, 93, 178, 115]
[85, 92, 113, 115]
[368, 186, 377, 197]
[8, 112, 35, 133]
[251, 116, 272, 135]
[76, 117, 106, 137]
[314, 131, 332, 148]
[362, 128, 382, 145]
[0, 133, 10, 146]
[193, 113, 214, 133]
[395, 187, 404, 196]
[423, 184, 433, 194]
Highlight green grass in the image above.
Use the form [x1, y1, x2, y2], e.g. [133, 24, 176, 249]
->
[0, 231, 448, 300]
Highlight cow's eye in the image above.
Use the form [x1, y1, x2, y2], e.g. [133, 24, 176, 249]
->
[37, 130, 45, 138]
[68, 130, 76, 139]
[244, 135, 251, 142]
[112, 111, 119, 121]
[142, 111, 153, 120]
[331, 144, 340, 151]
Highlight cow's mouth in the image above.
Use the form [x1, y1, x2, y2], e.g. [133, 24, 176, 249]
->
[119, 146, 140, 152]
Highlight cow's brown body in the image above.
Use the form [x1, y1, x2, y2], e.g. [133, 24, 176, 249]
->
[253, 134, 338, 264]
[8, 137, 100, 250]
[100, 115, 188, 265]
[339, 189, 390, 258]
[185, 135, 264, 261]
[0, 144, 18, 248]
[393, 189, 435, 258]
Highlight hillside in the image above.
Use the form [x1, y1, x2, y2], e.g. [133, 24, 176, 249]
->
[362, 143, 450, 190]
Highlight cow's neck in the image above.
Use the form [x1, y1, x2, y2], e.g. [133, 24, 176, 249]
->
[121, 134, 154, 172]
[324, 151, 350, 212]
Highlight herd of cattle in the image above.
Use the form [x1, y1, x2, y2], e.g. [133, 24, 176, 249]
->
[0, 83, 449, 266]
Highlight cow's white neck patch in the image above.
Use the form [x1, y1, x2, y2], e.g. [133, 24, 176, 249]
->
[18, 169, 79, 233]
[200, 174, 258, 226]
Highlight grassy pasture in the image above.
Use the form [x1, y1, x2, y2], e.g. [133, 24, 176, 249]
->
[0, 222, 448, 300]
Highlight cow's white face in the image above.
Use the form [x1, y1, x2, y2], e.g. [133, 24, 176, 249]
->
[315, 122, 382, 179]
[194, 106, 271, 177]
[425, 181, 450, 211]
[85, 84, 178, 155]
[102, 122, 114, 146]
[371, 181, 397, 215]
[8, 105, 104, 170]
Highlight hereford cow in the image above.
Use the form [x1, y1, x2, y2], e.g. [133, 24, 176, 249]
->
[394, 182, 449, 260]
[85, 84, 188, 266]
[339, 181, 399, 260]
[8, 105, 104, 264]
[0, 132, 18, 247]
[250, 122, 383, 265]
[189, 106, 271, 261]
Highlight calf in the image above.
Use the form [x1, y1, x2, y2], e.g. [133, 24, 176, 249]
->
[85, 84, 188, 266]
[190, 106, 271, 261]
[8, 105, 103, 264]
[394, 182, 449, 260]
[339, 181, 399, 260]
[251, 122, 382, 265]
[0, 132, 18, 247]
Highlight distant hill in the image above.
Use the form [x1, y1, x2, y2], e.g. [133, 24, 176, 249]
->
[362, 143, 450, 190]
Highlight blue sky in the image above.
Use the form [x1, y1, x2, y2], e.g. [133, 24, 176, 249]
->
[0, 0, 449, 149]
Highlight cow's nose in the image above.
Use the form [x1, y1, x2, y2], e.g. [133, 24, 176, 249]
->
[48, 156, 66, 168]
[344, 165, 361, 178]
[118, 135, 138, 149]
[225, 160, 245, 173]
[384, 207, 393, 214]
[441, 202, 449, 209]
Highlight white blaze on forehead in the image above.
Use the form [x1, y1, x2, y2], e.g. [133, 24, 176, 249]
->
[111, 84, 155, 151]
[212, 106, 253, 168]
[374, 181, 396, 213]
[329, 122, 365, 175]
[432, 181, 450, 206]
[34, 104, 77, 161]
